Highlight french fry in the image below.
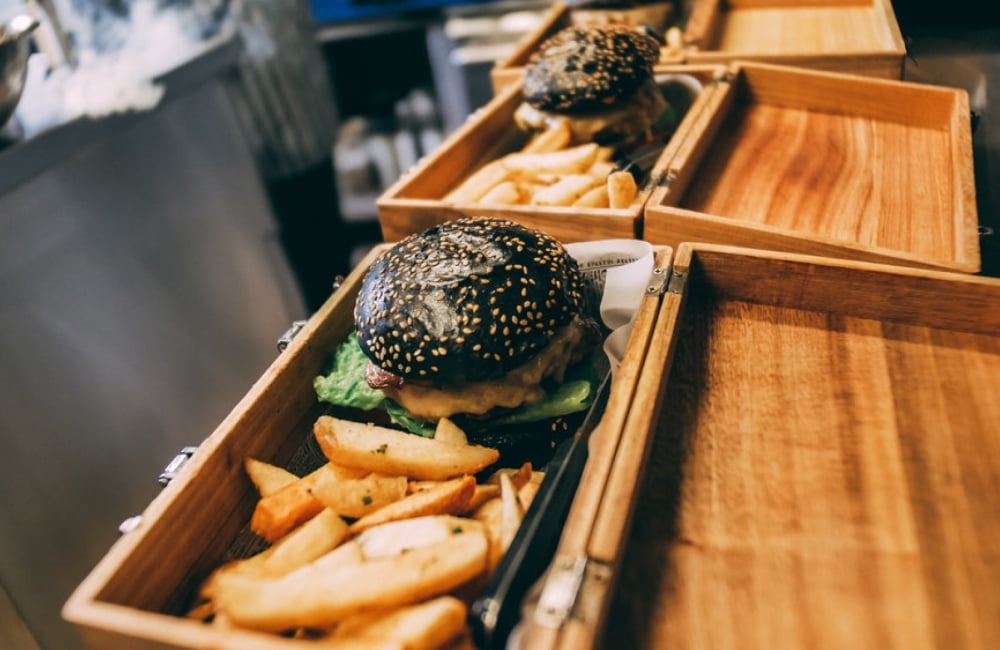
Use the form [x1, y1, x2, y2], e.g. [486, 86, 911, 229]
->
[306, 540, 364, 575]
[443, 159, 509, 203]
[607, 170, 638, 209]
[314, 416, 500, 481]
[478, 180, 524, 205]
[250, 463, 366, 542]
[324, 596, 467, 650]
[498, 473, 524, 552]
[521, 117, 572, 154]
[355, 515, 484, 560]
[586, 160, 616, 179]
[503, 143, 600, 176]
[465, 483, 501, 512]
[200, 508, 349, 600]
[518, 479, 541, 511]
[310, 471, 408, 519]
[574, 184, 610, 208]
[347, 476, 477, 535]
[244, 458, 298, 497]
[471, 497, 504, 574]
[214, 528, 489, 632]
[488, 462, 533, 490]
[434, 417, 468, 447]
[531, 174, 601, 207]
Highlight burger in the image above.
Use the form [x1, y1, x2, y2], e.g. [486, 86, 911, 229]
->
[314, 217, 604, 458]
[514, 24, 675, 151]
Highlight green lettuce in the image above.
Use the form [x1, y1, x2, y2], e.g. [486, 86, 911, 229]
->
[313, 332, 598, 437]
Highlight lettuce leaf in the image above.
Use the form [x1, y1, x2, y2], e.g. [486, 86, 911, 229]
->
[313, 332, 598, 437]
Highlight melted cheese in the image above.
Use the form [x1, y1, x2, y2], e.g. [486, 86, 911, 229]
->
[382, 319, 590, 420]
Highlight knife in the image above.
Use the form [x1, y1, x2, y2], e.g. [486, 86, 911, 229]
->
[468, 358, 614, 650]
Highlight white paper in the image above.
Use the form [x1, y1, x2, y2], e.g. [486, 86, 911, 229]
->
[565, 239, 657, 372]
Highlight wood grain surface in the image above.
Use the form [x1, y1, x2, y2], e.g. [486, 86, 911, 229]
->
[682, 102, 955, 259]
[605, 289, 1000, 649]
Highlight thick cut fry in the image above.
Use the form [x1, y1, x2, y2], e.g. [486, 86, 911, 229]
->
[214, 528, 489, 632]
[310, 472, 408, 519]
[488, 462, 532, 490]
[471, 497, 504, 574]
[250, 463, 366, 542]
[503, 143, 600, 176]
[326, 596, 467, 650]
[586, 160, 615, 179]
[347, 476, 477, 535]
[518, 480, 541, 511]
[443, 160, 509, 203]
[521, 118, 572, 154]
[465, 483, 501, 512]
[607, 170, 638, 209]
[200, 508, 348, 600]
[314, 416, 499, 481]
[478, 180, 524, 205]
[355, 515, 484, 559]
[498, 473, 524, 552]
[531, 174, 601, 207]
[574, 184, 610, 208]
[305, 540, 364, 575]
[433, 418, 468, 447]
[244, 458, 298, 497]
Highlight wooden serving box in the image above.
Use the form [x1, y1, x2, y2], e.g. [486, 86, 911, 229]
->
[60, 242, 675, 650]
[643, 62, 981, 273]
[375, 67, 719, 244]
[518, 243, 1000, 650]
[490, 0, 906, 94]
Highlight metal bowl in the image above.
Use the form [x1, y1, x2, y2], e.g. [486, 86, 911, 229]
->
[1, 15, 39, 128]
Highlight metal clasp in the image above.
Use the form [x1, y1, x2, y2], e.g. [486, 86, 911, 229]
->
[158, 446, 199, 487]
[277, 320, 308, 352]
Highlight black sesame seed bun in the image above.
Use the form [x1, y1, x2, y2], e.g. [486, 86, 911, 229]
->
[354, 217, 589, 386]
[522, 24, 660, 114]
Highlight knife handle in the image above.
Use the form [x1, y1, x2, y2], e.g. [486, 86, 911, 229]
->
[468, 431, 590, 650]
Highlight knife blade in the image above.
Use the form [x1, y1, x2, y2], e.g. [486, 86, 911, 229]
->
[468, 358, 614, 650]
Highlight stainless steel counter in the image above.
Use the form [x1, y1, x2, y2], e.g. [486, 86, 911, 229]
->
[0, 37, 305, 650]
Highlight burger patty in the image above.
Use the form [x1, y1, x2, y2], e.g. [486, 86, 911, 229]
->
[367, 315, 597, 420]
[514, 77, 668, 147]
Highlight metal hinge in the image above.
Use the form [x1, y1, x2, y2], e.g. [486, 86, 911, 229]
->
[711, 70, 736, 85]
[647, 264, 673, 296]
[530, 555, 613, 629]
[667, 268, 688, 295]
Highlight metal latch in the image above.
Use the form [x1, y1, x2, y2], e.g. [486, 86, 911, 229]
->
[277, 320, 308, 352]
[159, 446, 199, 486]
[531, 555, 613, 629]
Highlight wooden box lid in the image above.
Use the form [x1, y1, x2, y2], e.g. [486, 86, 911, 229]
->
[642, 62, 981, 274]
[517, 243, 1000, 649]
[490, 0, 906, 95]
[375, 67, 719, 245]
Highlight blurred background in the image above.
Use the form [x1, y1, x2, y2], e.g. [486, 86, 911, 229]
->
[0, 0, 997, 648]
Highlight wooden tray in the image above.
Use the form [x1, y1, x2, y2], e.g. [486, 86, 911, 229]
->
[60, 242, 672, 650]
[682, 0, 906, 78]
[490, 0, 905, 94]
[518, 243, 1000, 650]
[643, 62, 981, 273]
[375, 67, 719, 244]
